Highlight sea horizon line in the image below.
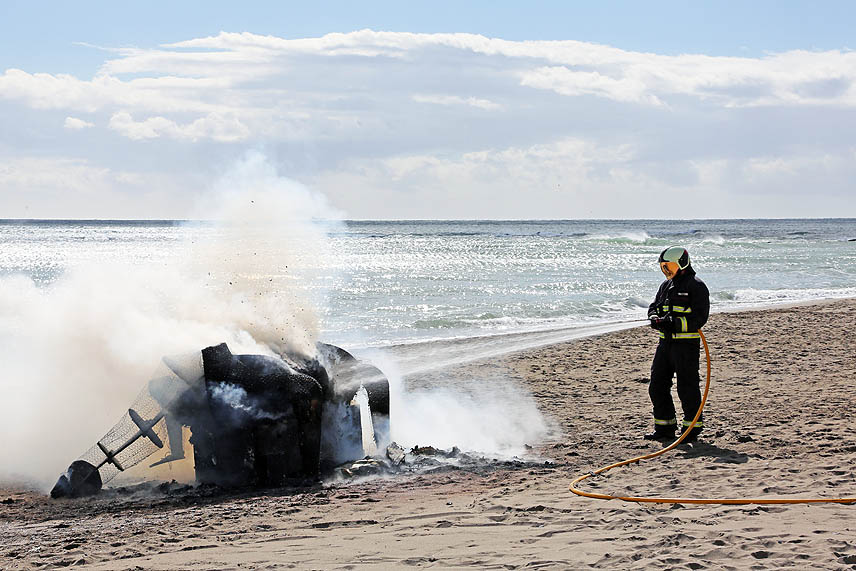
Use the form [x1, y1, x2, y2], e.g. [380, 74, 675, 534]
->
[2, 217, 855, 225]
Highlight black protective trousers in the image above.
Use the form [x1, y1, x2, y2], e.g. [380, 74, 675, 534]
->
[649, 339, 702, 430]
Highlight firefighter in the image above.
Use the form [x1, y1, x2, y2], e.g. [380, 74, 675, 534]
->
[645, 246, 710, 442]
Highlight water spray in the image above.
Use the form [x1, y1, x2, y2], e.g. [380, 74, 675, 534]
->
[354, 385, 378, 456]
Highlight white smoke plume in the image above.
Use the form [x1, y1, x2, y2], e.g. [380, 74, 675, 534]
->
[0, 151, 554, 489]
[208, 383, 286, 421]
[362, 350, 553, 457]
[0, 151, 340, 488]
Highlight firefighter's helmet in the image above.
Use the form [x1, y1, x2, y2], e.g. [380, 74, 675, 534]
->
[658, 246, 690, 279]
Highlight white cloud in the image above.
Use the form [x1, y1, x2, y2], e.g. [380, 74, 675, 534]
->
[376, 138, 634, 183]
[1, 31, 854, 146]
[312, 138, 643, 218]
[0, 68, 235, 116]
[108, 111, 250, 142]
[0, 69, 107, 112]
[1, 30, 855, 218]
[0, 157, 114, 191]
[311, 137, 856, 219]
[160, 31, 856, 107]
[412, 94, 502, 110]
[519, 67, 663, 105]
[693, 150, 856, 195]
[0, 156, 196, 218]
[64, 116, 94, 130]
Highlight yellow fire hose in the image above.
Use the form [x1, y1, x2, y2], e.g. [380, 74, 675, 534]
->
[569, 329, 856, 505]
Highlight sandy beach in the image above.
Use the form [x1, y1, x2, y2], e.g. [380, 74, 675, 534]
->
[2, 298, 856, 569]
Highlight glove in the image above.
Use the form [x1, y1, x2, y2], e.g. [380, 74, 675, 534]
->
[649, 315, 674, 331]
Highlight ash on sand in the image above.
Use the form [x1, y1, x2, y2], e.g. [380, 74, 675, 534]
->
[0, 444, 553, 542]
[334, 442, 554, 481]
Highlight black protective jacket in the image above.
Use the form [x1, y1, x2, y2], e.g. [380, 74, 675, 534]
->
[648, 267, 710, 341]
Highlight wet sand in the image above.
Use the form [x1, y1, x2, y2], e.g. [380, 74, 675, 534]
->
[2, 299, 856, 569]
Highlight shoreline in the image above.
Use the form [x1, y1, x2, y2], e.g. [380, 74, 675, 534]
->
[370, 295, 856, 347]
[3, 298, 856, 569]
[356, 295, 856, 372]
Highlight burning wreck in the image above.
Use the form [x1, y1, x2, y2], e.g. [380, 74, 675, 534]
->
[51, 342, 390, 498]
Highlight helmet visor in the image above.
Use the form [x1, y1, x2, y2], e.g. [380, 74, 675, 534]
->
[660, 261, 679, 279]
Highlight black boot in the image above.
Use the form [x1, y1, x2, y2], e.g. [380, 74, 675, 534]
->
[643, 429, 676, 442]
[682, 426, 703, 442]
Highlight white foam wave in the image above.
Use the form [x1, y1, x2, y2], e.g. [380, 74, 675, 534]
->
[583, 231, 652, 243]
[727, 287, 856, 306]
[695, 234, 726, 245]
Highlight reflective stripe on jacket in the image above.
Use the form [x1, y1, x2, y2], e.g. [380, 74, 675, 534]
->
[648, 267, 710, 342]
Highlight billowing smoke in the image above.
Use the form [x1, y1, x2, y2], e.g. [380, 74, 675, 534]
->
[185, 150, 342, 360]
[208, 383, 286, 422]
[0, 151, 339, 488]
[0, 151, 553, 490]
[364, 350, 553, 457]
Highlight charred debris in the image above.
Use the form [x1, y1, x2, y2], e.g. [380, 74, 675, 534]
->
[51, 342, 391, 498]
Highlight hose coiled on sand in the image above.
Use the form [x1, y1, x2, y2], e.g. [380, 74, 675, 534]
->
[570, 329, 856, 505]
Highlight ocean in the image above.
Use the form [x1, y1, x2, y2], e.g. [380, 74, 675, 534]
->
[2, 217, 855, 474]
[2, 218, 854, 351]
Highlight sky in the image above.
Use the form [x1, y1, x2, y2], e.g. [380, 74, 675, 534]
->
[1, 1, 855, 219]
